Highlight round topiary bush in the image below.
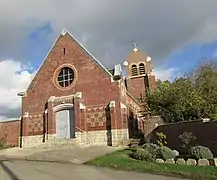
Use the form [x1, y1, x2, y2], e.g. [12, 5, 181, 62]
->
[142, 143, 159, 157]
[130, 148, 155, 162]
[156, 146, 176, 160]
[189, 145, 213, 159]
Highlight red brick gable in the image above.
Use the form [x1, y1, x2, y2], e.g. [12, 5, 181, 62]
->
[22, 30, 120, 114]
[27, 31, 112, 94]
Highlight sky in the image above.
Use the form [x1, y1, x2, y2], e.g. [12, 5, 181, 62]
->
[1, 0, 217, 120]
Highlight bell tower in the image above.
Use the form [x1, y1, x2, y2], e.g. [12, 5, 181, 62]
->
[124, 43, 156, 103]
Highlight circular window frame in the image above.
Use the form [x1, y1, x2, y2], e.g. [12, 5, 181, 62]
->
[53, 64, 77, 90]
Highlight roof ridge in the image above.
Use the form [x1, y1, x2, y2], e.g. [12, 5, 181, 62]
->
[63, 28, 112, 77]
[26, 28, 113, 92]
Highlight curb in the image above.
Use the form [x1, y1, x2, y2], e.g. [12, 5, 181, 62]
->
[0, 156, 83, 164]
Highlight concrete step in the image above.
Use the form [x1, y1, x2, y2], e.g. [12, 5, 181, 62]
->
[31, 139, 89, 149]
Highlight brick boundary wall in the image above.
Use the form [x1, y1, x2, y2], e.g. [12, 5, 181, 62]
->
[0, 119, 20, 147]
[144, 115, 164, 137]
[149, 120, 217, 156]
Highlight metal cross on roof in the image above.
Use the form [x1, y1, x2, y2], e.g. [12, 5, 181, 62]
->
[133, 42, 138, 48]
[133, 42, 138, 52]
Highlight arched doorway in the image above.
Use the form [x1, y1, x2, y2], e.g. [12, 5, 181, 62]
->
[54, 104, 75, 139]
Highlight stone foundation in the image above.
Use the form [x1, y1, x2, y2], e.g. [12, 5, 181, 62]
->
[111, 129, 129, 146]
[21, 134, 56, 147]
[21, 129, 129, 148]
[76, 129, 129, 146]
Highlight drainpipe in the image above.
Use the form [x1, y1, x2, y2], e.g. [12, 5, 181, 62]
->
[19, 116, 23, 148]
[17, 92, 26, 148]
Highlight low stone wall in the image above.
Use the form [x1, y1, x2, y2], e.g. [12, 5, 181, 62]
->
[21, 129, 129, 147]
[156, 158, 217, 166]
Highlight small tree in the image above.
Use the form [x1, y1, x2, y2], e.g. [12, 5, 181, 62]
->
[0, 133, 7, 149]
[179, 132, 197, 150]
[156, 132, 167, 147]
[147, 61, 217, 123]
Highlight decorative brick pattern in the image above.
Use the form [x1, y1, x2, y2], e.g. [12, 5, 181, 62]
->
[28, 114, 43, 132]
[86, 106, 106, 127]
[126, 93, 140, 113]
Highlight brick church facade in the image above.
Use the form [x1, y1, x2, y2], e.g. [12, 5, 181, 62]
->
[17, 29, 156, 147]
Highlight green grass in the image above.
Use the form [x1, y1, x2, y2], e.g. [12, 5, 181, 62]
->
[85, 149, 217, 180]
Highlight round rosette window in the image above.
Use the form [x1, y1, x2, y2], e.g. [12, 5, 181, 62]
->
[56, 66, 75, 88]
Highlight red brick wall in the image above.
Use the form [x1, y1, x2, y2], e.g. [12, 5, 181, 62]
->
[126, 76, 146, 100]
[148, 75, 156, 92]
[0, 120, 20, 147]
[149, 120, 217, 156]
[22, 32, 122, 136]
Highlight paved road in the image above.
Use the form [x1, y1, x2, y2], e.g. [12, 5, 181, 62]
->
[0, 160, 189, 180]
[0, 146, 123, 164]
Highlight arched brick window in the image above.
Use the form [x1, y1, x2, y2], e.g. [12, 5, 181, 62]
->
[131, 64, 138, 76]
[139, 63, 145, 75]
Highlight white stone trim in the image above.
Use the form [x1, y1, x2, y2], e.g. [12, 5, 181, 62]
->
[120, 102, 127, 109]
[75, 92, 82, 99]
[48, 92, 82, 103]
[23, 112, 29, 117]
[79, 103, 86, 110]
[61, 28, 67, 35]
[53, 103, 74, 112]
[48, 96, 56, 102]
[109, 101, 116, 108]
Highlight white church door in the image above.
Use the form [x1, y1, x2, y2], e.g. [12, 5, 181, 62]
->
[55, 108, 75, 139]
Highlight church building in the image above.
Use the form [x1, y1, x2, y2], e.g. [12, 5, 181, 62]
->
[18, 29, 156, 147]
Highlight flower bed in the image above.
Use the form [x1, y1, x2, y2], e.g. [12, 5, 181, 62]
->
[130, 142, 216, 167]
[156, 158, 217, 166]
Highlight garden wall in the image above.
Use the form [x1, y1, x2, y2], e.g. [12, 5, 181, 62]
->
[149, 120, 217, 156]
[0, 119, 20, 147]
[144, 115, 164, 137]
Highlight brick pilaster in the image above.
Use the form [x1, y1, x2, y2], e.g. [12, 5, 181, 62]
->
[47, 99, 55, 136]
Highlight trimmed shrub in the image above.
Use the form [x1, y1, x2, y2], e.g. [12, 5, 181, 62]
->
[0, 137, 7, 149]
[130, 148, 155, 162]
[128, 138, 140, 148]
[189, 145, 213, 159]
[157, 146, 176, 160]
[142, 143, 159, 157]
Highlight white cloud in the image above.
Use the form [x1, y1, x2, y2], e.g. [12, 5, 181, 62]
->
[155, 67, 180, 81]
[0, 60, 34, 120]
[2, 0, 217, 118]
[1, 1, 217, 68]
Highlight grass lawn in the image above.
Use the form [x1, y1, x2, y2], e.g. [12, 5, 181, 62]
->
[85, 148, 217, 180]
